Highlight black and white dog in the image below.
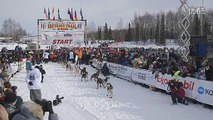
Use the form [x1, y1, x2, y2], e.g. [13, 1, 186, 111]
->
[106, 83, 113, 98]
[96, 77, 109, 89]
[90, 70, 100, 81]
[80, 67, 88, 82]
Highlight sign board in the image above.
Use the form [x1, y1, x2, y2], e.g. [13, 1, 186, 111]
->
[38, 19, 85, 45]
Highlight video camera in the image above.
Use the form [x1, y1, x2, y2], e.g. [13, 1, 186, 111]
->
[53, 95, 64, 106]
[34, 99, 53, 114]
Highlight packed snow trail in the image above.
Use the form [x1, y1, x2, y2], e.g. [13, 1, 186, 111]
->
[10, 62, 213, 120]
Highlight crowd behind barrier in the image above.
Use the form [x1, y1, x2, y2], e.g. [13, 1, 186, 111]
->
[1, 43, 213, 119]
[92, 59, 213, 106]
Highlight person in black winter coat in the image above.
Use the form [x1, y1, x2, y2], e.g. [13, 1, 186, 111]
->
[101, 63, 110, 76]
[37, 65, 46, 83]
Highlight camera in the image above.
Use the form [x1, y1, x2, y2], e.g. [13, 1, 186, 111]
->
[53, 95, 64, 106]
[35, 99, 53, 113]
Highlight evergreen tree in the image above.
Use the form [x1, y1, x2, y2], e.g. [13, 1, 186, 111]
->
[97, 26, 102, 40]
[203, 19, 211, 36]
[125, 23, 133, 41]
[170, 27, 174, 39]
[159, 13, 166, 45]
[155, 15, 160, 44]
[104, 23, 108, 40]
[108, 26, 113, 40]
[192, 14, 201, 36]
[135, 22, 140, 42]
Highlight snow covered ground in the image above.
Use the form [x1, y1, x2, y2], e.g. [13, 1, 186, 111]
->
[9, 62, 213, 120]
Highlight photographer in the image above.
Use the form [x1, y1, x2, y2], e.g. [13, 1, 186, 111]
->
[12, 100, 58, 120]
[167, 79, 178, 104]
[167, 80, 187, 105]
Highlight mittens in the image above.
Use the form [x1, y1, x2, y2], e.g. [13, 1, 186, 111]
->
[29, 81, 33, 86]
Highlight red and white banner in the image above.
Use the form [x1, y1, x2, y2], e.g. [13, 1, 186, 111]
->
[103, 61, 213, 106]
[38, 19, 85, 45]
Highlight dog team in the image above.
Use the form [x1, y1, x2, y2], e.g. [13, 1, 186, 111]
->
[64, 61, 113, 98]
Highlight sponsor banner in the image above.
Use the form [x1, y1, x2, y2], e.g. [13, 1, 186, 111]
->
[176, 77, 197, 99]
[115, 65, 133, 80]
[108, 62, 119, 75]
[195, 80, 213, 105]
[131, 69, 155, 86]
[107, 62, 132, 80]
[101, 61, 213, 105]
[155, 73, 173, 91]
[155, 74, 197, 99]
[38, 19, 85, 45]
[39, 20, 85, 32]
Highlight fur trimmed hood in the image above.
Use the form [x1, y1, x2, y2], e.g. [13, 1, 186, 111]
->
[12, 100, 44, 120]
[22, 101, 44, 119]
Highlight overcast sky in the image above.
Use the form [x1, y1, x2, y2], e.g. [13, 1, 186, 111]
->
[0, 0, 212, 34]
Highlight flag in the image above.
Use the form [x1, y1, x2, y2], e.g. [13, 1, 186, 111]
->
[80, 8, 83, 21]
[52, 8, 55, 20]
[71, 8, 74, 21]
[67, 8, 72, 20]
[58, 9, 61, 20]
[44, 8, 48, 19]
[48, 8, 50, 19]
[74, 10, 77, 21]
[67, 8, 71, 15]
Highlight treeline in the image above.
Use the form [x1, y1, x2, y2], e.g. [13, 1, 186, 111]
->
[0, 18, 26, 41]
[90, 10, 213, 45]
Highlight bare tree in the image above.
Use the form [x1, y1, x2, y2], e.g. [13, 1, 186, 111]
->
[1, 18, 26, 41]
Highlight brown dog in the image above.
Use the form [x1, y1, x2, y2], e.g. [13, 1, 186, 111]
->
[96, 77, 109, 89]
[90, 70, 100, 81]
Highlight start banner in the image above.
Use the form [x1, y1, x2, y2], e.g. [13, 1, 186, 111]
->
[38, 19, 85, 45]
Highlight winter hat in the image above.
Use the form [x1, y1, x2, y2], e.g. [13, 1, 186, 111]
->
[4, 92, 17, 103]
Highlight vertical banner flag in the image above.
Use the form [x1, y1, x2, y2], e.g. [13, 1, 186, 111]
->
[67, 8, 73, 20]
[52, 8, 55, 20]
[48, 8, 50, 19]
[67, 8, 71, 19]
[74, 10, 77, 21]
[58, 8, 61, 20]
[80, 8, 83, 21]
[44, 8, 48, 19]
[71, 8, 74, 21]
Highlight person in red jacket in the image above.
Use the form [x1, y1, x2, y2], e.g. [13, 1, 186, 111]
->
[176, 84, 188, 105]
